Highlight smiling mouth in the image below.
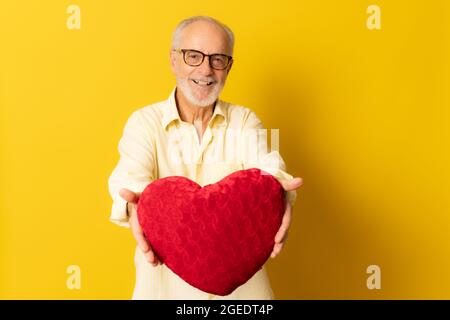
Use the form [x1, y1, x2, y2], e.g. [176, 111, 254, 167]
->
[191, 79, 214, 86]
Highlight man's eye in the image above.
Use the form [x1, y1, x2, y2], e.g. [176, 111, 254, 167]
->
[188, 53, 201, 59]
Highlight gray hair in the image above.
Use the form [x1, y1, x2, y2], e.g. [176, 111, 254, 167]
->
[171, 16, 235, 55]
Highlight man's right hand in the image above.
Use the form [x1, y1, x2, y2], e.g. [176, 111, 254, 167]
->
[119, 188, 161, 267]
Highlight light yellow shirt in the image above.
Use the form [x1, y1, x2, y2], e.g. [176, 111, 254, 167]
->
[108, 88, 297, 299]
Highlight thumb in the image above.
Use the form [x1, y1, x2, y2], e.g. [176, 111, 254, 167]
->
[119, 188, 141, 204]
[279, 177, 303, 192]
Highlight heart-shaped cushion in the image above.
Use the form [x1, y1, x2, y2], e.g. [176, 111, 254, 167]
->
[137, 168, 285, 296]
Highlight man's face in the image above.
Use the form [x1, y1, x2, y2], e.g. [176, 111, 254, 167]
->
[170, 21, 233, 107]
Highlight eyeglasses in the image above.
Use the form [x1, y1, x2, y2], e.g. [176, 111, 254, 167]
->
[173, 49, 233, 70]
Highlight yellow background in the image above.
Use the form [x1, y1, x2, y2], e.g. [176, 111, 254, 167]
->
[1, 0, 449, 299]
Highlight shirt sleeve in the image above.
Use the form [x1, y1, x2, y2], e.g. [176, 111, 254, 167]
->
[240, 110, 297, 207]
[108, 110, 156, 228]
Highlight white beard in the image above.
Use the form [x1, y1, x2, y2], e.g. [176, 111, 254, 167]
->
[176, 76, 225, 107]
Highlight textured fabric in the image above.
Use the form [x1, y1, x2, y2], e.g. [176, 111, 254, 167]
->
[137, 168, 285, 296]
[132, 246, 275, 300]
[108, 87, 297, 299]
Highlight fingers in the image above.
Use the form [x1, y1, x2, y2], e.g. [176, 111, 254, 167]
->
[134, 228, 150, 253]
[272, 203, 292, 259]
[271, 242, 283, 258]
[143, 248, 160, 267]
[271, 176, 301, 259]
[271, 231, 288, 258]
[275, 202, 292, 243]
[124, 192, 161, 267]
[134, 228, 161, 266]
[279, 177, 303, 192]
[119, 188, 141, 204]
[131, 218, 161, 267]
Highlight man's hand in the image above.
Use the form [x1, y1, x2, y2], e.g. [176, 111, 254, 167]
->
[119, 188, 161, 267]
[271, 177, 303, 259]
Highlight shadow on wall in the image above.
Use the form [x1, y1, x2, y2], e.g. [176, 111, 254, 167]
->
[262, 65, 395, 299]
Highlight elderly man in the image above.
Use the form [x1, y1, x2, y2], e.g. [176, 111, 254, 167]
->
[108, 16, 302, 299]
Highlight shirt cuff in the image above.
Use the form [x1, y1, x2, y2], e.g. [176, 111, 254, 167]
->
[110, 199, 131, 228]
[259, 167, 298, 207]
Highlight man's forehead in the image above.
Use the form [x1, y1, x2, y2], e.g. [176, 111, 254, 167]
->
[179, 21, 230, 54]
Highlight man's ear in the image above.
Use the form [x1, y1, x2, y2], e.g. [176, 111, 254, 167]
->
[169, 50, 177, 74]
[226, 59, 233, 74]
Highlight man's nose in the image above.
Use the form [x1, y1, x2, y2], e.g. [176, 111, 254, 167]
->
[196, 56, 213, 74]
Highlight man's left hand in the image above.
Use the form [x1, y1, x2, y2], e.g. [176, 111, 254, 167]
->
[271, 177, 303, 258]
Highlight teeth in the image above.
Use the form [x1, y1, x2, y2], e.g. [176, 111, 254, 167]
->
[192, 79, 213, 86]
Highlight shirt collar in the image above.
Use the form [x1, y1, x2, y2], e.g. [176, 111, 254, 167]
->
[162, 87, 228, 130]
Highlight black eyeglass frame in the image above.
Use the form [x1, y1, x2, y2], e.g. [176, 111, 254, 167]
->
[173, 48, 233, 70]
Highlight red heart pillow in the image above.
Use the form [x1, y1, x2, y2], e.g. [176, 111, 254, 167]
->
[137, 168, 285, 296]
